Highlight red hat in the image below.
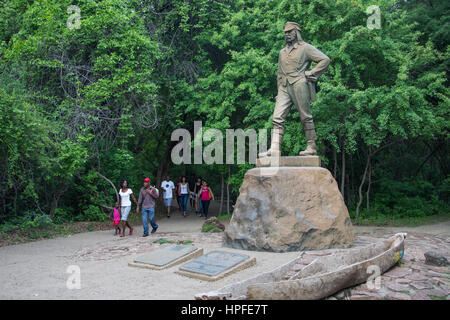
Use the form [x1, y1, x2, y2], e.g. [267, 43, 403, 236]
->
[143, 177, 150, 182]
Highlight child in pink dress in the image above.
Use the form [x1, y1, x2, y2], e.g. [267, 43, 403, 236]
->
[109, 202, 121, 235]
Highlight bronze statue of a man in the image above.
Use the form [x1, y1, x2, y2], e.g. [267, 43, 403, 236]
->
[259, 22, 330, 157]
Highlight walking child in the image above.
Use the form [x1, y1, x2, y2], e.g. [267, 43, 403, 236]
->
[109, 202, 121, 235]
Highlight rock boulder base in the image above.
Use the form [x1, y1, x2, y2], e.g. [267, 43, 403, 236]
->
[224, 166, 354, 252]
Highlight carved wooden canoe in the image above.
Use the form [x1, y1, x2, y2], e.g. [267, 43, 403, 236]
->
[195, 233, 406, 300]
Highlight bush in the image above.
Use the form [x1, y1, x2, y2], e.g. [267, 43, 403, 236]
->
[19, 214, 53, 232]
[75, 205, 107, 222]
[52, 208, 72, 224]
[217, 213, 232, 220]
[32, 214, 53, 229]
[353, 178, 449, 219]
[201, 225, 223, 233]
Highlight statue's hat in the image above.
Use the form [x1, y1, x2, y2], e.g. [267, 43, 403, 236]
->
[284, 22, 301, 32]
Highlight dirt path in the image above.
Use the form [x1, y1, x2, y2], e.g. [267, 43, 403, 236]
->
[0, 215, 448, 300]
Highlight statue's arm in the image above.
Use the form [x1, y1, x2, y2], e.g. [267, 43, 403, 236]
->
[305, 44, 330, 82]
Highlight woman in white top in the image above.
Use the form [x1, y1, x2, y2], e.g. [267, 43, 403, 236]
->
[178, 176, 190, 217]
[118, 179, 138, 237]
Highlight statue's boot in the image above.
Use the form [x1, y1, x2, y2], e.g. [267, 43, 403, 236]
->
[258, 128, 282, 158]
[299, 121, 317, 156]
[299, 140, 317, 156]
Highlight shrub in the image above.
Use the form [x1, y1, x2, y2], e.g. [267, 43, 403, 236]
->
[52, 208, 72, 224]
[201, 225, 223, 233]
[75, 205, 107, 222]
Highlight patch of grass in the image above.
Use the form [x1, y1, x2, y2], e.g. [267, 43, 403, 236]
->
[153, 238, 174, 244]
[351, 212, 450, 227]
[401, 291, 411, 296]
[216, 213, 232, 221]
[0, 220, 116, 247]
[428, 295, 447, 300]
[202, 225, 223, 233]
[42, 232, 52, 238]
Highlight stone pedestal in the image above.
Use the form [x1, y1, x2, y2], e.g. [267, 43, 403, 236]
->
[256, 155, 320, 167]
[224, 164, 354, 252]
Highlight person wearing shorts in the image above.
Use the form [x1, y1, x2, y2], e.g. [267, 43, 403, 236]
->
[161, 175, 175, 218]
[118, 179, 138, 237]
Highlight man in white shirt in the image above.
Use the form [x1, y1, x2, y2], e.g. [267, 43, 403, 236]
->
[161, 175, 175, 218]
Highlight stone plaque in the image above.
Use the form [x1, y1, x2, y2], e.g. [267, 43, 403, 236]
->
[179, 251, 250, 276]
[133, 244, 197, 267]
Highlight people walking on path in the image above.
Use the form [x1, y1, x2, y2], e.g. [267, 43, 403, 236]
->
[175, 176, 182, 211]
[197, 180, 214, 219]
[178, 176, 190, 217]
[109, 202, 121, 235]
[161, 175, 175, 218]
[119, 179, 138, 237]
[137, 177, 159, 237]
[194, 177, 203, 216]
[188, 174, 196, 212]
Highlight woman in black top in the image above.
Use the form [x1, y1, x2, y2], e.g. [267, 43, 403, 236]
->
[194, 177, 203, 216]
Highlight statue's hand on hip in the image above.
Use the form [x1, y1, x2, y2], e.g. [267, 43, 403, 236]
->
[305, 70, 318, 82]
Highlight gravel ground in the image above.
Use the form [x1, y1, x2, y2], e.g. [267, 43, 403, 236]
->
[0, 215, 448, 300]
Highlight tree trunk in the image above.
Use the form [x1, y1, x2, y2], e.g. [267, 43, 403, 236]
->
[49, 183, 68, 219]
[219, 172, 224, 215]
[356, 140, 399, 217]
[333, 146, 337, 179]
[227, 165, 230, 214]
[356, 152, 371, 217]
[366, 162, 372, 212]
[12, 184, 18, 216]
[340, 140, 345, 197]
[96, 171, 119, 203]
[49, 195, 60, 219]
[155, 143, 173, 216]
[350, 153, 355, 206]
[156, 143, 171, 188]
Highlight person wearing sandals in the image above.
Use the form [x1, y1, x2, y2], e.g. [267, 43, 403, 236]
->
[197, 180, 214, 219]
[175, 176, 182, 211]
[178, 176, 190, 217]
[161, 175, 175, 218]
[137, 177, 160, 237]
[194, 177, 203, 216]
[118, 179, 138, 237]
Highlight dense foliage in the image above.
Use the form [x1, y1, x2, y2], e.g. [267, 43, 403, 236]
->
[0, 0, 448, 229]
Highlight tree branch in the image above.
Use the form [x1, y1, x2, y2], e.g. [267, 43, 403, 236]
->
[96, 171, 119, 203]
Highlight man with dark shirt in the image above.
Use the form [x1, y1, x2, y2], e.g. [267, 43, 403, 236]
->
[137, 177, 159, 237]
